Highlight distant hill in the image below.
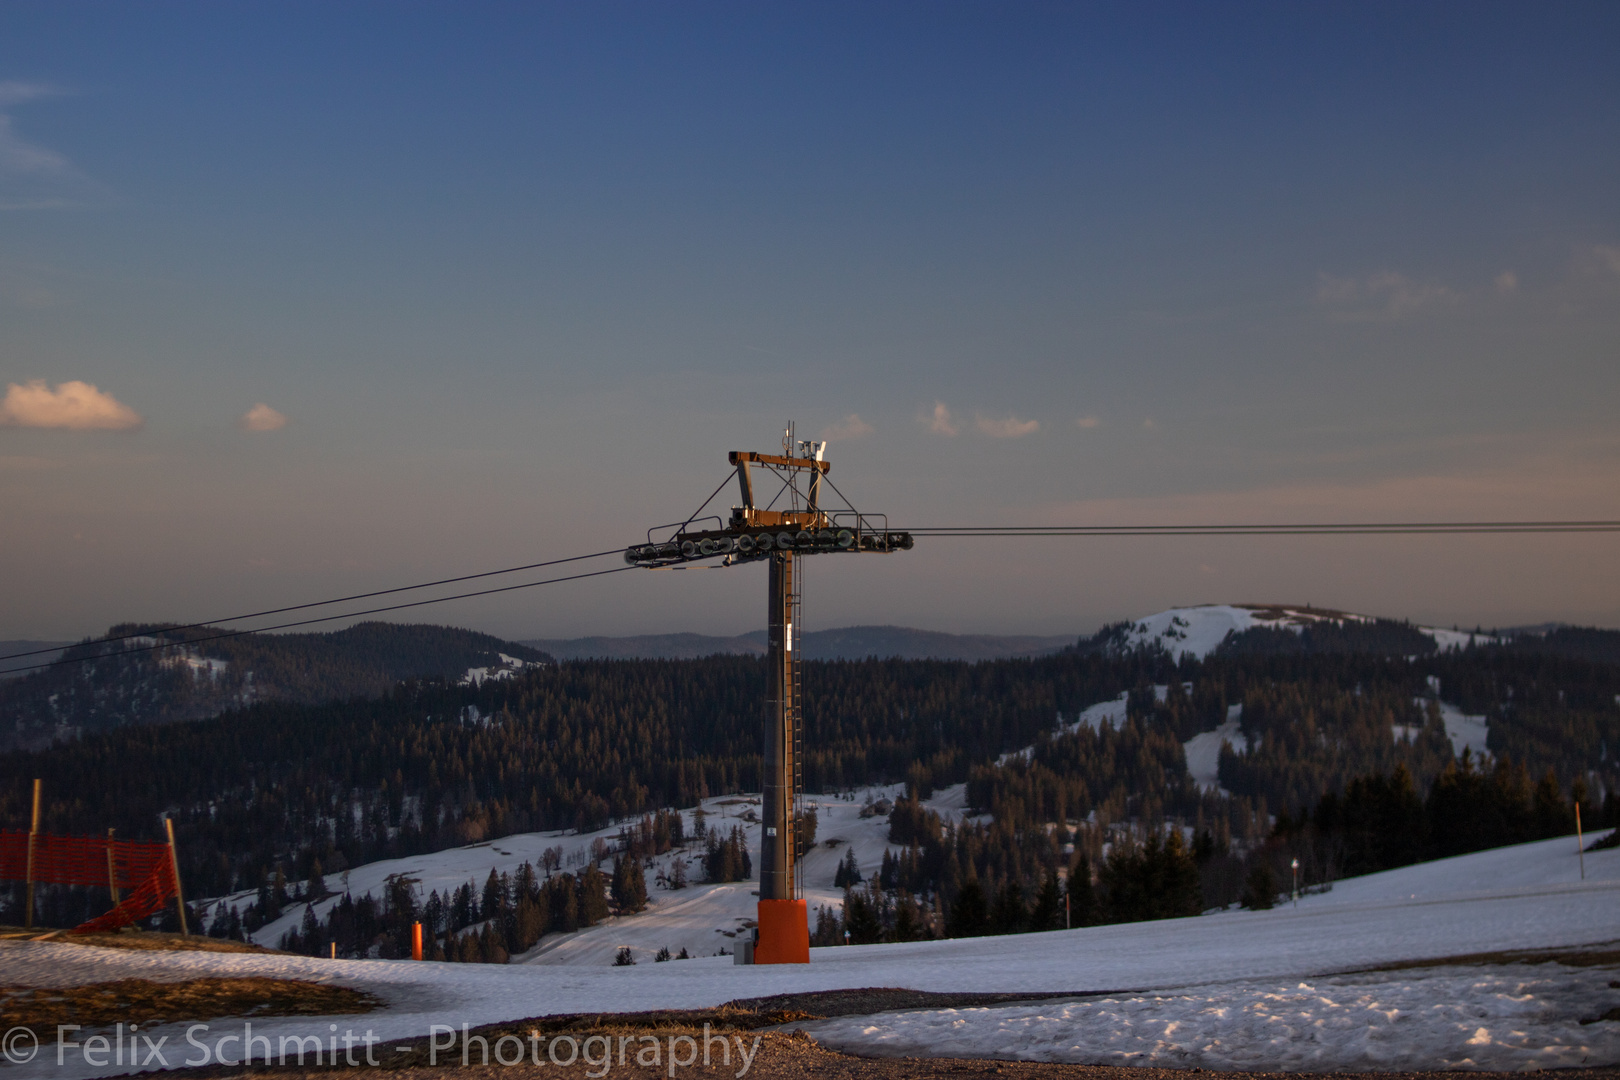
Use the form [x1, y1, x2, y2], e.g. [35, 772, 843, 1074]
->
[1502, 625, 1620, 664]
[523, 625, 1076, 662]
[0, 641, 70, 679]
[0, 622, 551, 750]
[1076, 605, 1500, 661]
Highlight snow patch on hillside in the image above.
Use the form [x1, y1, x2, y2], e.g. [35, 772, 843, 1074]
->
[206, 785, 970, 966]
[1438, 701, 1491, 759]
[1118, 606, 1267, 660]
[1421, 627, 1499, 651]
[461, 653, 541, 686]
[1183, 705, 1246, 795]
[1117, 605, 1499, 661]
[1063, 694, 1129, 733]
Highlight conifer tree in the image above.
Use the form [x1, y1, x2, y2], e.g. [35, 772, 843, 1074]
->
[947, 877, 989, 938]
[843, 886, 884, 944]
[1067, 854, 1099, 927]
[990, 879, 1026, 934]
[833, 847, 862, 888]
[1241, 863, 1276, 909]
[611, 855, 648, 913]
[893, 893, 923, 941]
[1029, 869, 1063, 932]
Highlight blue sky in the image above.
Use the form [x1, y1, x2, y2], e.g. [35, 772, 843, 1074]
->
[2, 2, 1618, 640]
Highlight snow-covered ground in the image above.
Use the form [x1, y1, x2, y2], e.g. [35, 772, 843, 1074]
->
[804, 964, 1615, 1072]
[208, 786, 966, 964]
[1437, 701, 1491, 759]
[1183, 705, 1247, 795]
[521, 785, 971, 967]
[1118, 605, 1498, 662]
[1422, 627, 1499, 651]
[5, 834, 1613, 1077]
[1064, 693, 1130, 734]
[460, 653, 543, 687]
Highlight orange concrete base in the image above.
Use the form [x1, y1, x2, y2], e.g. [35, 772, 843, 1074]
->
[754, 899, 810, 964]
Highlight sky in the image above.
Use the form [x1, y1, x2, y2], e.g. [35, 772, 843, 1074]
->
[1, 1, 1618, 642]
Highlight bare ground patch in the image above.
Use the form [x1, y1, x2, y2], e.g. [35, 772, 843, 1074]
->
[1337, 942, 1620, 975]
[0, 926, 271, 953]
[0, 977, 379, 1042]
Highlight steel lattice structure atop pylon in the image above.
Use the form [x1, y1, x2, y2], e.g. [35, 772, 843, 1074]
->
[624, 426, 912, 964]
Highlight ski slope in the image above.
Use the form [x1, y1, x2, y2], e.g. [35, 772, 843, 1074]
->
[1183, 705, 1247, 794]
[212, 785, 964, 963]
[4, 834, 1614, 1077]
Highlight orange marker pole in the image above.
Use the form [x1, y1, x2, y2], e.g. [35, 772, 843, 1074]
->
[24, 779, 41, 929]
[106, 828, 121, 906]
[412, 921, 423, 961]
[165, 817, 189, 935]
[1576, 803, 1585, 881]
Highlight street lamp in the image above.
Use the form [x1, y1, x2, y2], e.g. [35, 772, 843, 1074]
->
[1291, 858, 1300, 907]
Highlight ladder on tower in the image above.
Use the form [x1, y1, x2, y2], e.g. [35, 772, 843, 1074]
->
[789, 562, 804, 899]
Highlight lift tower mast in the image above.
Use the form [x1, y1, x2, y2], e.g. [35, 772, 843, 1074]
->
[624, 426, 912, 963]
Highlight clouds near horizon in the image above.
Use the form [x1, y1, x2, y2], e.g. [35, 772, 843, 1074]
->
[819, 413, 871, 441]
[0, 379, 141, 430]
[239, 403, 288, 432]
[924, 401, 958, 437]
[976, 413, 1039, 439]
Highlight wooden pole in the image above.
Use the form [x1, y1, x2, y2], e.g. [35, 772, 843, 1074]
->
[412, 921, 423, 961]
[106, 828, 121, 906]
[24, 779, 41, 929]
[330, 941, 336, 960]
[165, 817, 188, 935]
[1576, 803, 1585, 881]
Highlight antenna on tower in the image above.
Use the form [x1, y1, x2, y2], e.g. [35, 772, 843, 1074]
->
[623, 425, 912, 964]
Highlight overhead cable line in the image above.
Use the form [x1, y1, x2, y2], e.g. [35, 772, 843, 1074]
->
[10, 519, 1614, 674]
[6, 565, 636, 676]
[0, 547, 626, 663]
[901, 521, 1620, 536]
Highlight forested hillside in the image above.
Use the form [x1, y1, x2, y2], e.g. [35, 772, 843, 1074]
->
[0, 622, 552, 750]
[1, 630, 1615, 936]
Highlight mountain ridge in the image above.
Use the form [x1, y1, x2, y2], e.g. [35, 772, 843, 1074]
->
[522, 625, 1077, 662]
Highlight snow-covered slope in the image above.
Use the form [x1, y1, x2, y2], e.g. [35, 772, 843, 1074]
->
[1183, 704, 1247, 794]
[209, 785, 969, 963]
[1116, 604, 1498, 661]
[7, 835, 1615, 1078]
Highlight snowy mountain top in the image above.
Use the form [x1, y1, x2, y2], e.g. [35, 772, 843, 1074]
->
[1114, 604, 1499, 661]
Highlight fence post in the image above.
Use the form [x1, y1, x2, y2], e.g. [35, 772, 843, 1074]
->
[106, 828, 121, 906]
[24, 779, 41, 929]
[1576, 803, 1585, 881]
[165, 817, 189, 935]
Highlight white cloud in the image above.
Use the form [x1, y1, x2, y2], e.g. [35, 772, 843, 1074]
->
[239, 403, 289, 432]
[1494, 271, 1518, 294]
[0, 379, 141, 430]
[1315, 270, 1460, 319]
[0, 82, 107, 211]
[923, 401, 958, 437]
[819, 413, 872, 442]
[1075, 416, 1099, 429]
[975, 413, 1039, 439]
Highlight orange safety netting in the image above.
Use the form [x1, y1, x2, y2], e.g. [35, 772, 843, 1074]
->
[0, 830, 179, 934]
